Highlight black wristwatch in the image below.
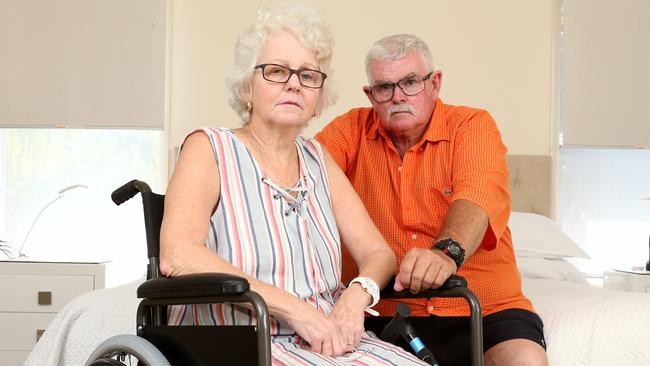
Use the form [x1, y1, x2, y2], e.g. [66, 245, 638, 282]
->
[433, 238, 465, 270]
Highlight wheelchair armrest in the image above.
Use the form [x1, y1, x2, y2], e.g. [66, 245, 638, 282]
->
[136, 273, 273, 366]
[380, 274, 467, 299]
[379, 274, 484, 366]
[137, 273, 250, 299]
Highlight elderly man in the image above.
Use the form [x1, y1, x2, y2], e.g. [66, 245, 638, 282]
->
[316, 34, 548, 366]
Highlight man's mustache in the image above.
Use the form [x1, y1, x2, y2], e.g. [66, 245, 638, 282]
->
[389, 104, 415, 116]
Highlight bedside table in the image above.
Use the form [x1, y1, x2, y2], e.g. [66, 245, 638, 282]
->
[0, 260, 105, 366]
[603, 268, 650, 293]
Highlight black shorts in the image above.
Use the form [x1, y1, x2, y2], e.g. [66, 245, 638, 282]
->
[364, 308, 546, 366]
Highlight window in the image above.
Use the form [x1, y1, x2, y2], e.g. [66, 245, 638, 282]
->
[557, 0, 650, 276]
[559, 148, 650, 274]
[0, 128, 165, 287]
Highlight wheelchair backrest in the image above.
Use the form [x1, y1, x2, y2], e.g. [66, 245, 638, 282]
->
[141, 191, 165, 280]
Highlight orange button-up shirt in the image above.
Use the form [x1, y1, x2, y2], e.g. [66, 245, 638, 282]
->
[316, 99, 534, 317]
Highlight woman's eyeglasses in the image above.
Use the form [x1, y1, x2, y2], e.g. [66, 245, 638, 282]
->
[254, 64, 327, 89]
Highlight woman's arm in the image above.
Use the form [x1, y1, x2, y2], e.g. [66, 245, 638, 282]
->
[323, 150, 396, 291]
[159, 131, 346, 356]
[159, 131, 221, 278]
[322, 149, 396, 348]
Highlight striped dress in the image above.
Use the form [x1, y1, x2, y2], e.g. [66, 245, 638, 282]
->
[168, 127, 428, 366]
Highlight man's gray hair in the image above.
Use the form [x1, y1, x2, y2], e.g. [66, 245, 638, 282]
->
[227, 0, 337, 123]
[365, 34, 435, 84]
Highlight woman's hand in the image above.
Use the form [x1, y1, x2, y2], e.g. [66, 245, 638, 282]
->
[286, 301, 347, 357]
[329, 284, 370, 351]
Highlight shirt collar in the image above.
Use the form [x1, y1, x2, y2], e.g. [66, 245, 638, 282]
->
[365, 98, 450, 143]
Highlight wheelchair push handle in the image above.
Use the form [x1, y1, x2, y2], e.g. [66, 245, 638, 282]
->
[381, 303, 439, 366]
[380, 303, 412, 341]
[111, 180, 152, 205]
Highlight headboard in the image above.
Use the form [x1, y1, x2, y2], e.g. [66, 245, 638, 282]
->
[506, 155, 551, 217]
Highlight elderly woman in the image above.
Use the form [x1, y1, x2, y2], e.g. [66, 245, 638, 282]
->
[159, 2, 428, 365]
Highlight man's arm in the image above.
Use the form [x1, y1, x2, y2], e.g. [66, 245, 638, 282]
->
[435, 199, 488, 258]
[395, 199, 487, 292]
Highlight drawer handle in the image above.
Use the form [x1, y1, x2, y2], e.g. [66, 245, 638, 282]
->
[38, 291, 52, 305]
[36, 329, 45, 342]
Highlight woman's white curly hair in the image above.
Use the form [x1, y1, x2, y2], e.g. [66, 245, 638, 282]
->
[227, 1, 337, 123]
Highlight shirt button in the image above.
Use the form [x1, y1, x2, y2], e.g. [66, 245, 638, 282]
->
[411, 234, 417, 240]
[428, 306, 434, 312]
[397, 166, 403, 172]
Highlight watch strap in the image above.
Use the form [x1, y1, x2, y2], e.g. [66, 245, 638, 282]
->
[348, 276, 380, 316]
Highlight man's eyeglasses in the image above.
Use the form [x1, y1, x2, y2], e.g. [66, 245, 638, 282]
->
[254, 64, 327, 89]
[369, 72, 433, 102]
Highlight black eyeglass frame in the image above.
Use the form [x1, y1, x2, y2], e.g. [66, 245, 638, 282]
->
[254, 63, 327, 89]
[369, 72, 434, 102]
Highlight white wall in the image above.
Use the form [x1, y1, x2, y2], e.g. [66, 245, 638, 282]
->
[168, 0, 556, 171]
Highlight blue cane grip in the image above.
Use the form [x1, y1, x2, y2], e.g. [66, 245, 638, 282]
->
[409, 337, 425, 353]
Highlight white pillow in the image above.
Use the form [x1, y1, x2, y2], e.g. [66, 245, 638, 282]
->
[509, 212, 589, 259]
[516, 256, 588, 285]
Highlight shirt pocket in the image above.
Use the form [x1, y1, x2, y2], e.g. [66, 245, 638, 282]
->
[422, 186, 453, 221]
[436, 186, 454, 201]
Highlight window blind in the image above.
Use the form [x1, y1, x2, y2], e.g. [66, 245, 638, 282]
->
[560, 0, 650, 148]
[0, 0, 166, 129]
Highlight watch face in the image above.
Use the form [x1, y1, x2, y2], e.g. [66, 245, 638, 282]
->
[434, 239, 464, 268]
[448, 245, 460, 256]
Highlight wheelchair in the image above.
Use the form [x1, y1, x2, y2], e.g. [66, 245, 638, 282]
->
[85, 180, 483, 366]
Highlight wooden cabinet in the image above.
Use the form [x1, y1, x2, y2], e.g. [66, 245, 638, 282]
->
[0, 261, 105, 366]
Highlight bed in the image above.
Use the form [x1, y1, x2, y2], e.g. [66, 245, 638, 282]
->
[24, 155, 650, 366]
[513, 212, 650, 365]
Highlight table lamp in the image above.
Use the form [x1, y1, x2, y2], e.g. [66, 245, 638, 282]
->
[17, 184, 88, 258]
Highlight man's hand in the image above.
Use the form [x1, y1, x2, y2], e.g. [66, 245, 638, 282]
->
[394, 247, 457, 293]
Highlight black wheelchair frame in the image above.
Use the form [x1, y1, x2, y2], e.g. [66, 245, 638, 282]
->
[86, 180, 483, 366]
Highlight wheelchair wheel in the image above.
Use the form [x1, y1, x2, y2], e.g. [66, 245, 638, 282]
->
[85, 334, 171, 366]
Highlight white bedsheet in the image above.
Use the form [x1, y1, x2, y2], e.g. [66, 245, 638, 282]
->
[523, 277, 650, 366]
[24, 279, 141, 366]
[24, 275, 650, 366]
